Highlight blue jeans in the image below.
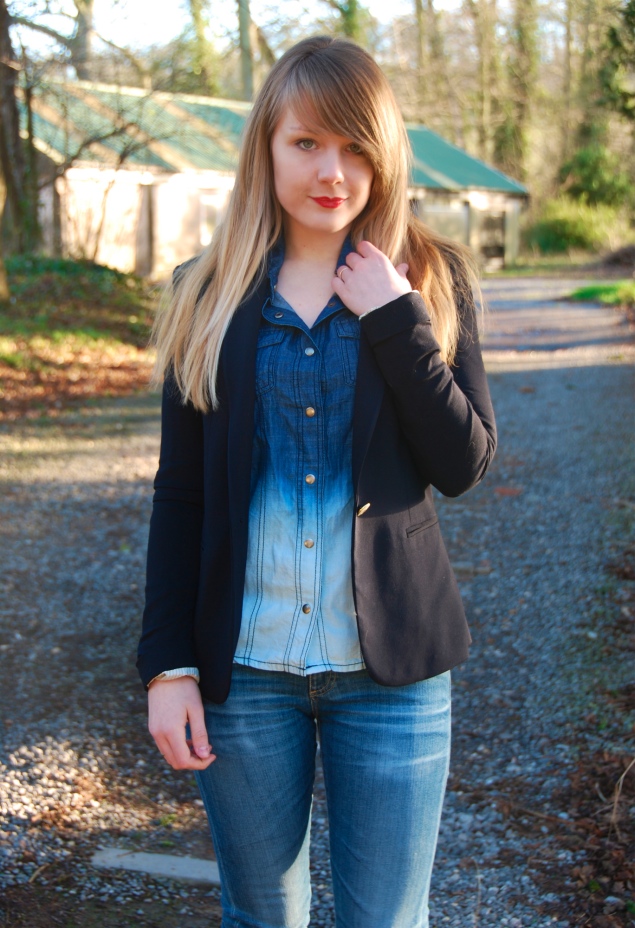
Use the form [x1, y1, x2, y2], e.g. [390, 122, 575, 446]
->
[193, 664, 451, 928]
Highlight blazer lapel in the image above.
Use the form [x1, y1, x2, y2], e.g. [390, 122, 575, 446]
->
[352, 328, 385, 489]
[222, 275, 269, 531]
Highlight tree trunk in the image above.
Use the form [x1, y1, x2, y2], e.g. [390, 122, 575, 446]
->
[189, 0, 218, 95]
[23, 55, 40, 252]
[466, 0, 500, 161]
[508, 0, 538, 180]
[0, 0, 26, 252]
[340, 0, 361, 40]
[414, 0, 448, 128]
[237, 0, 253, 101]
[71, 0, 94, 80]
[560, 0, 573, 163]
[324, 1, 362, 41]
[0, 167, 8, 299]
[414, 0, 429, 118]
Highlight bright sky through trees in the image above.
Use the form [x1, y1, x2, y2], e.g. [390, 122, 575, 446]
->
[91, 0, 426, 50]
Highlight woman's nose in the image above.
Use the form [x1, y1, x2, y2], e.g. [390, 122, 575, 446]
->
[316, 148, 344, 184]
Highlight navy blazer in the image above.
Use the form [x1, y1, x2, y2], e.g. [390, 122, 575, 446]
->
[137, 274, 497, 703]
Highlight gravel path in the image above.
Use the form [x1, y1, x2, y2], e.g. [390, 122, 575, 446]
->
[0, 277, 633, 927]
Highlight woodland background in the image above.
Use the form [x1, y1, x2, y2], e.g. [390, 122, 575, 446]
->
[0, 0, 634, 272]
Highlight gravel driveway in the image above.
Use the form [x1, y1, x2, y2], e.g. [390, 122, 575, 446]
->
[0, 277, 633, 927]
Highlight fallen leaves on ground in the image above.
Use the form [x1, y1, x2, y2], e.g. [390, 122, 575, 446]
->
[0, 342, 155, 421]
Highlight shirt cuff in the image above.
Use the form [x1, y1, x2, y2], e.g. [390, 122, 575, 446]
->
[148, 667, 200, 686]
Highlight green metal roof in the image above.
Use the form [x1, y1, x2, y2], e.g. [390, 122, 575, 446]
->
[407, 125, 528, 195]
[85, 88, 239, 172]
[25, 81, 528, 194]
[171, 99, 248, 149]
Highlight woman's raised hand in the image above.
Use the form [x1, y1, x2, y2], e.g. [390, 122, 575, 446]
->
[332, 240, 412, 317]
[148, 677, 216, 770]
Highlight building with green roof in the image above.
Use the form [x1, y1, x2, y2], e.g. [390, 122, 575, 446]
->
[25, 80, 528, 277]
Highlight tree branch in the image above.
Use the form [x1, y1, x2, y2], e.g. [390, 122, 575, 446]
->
[38, 121, 144, 188]
[93, 30, 151, 81]
[8, 15, 74, 51]
[322, 0, 345, 15]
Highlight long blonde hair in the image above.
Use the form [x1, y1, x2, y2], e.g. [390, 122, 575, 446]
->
[152, 35, 480, 411]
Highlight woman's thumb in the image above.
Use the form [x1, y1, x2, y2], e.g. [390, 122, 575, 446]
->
[395, 262, 409, 278]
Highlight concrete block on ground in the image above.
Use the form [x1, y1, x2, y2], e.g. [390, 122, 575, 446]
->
[92, 848, 220, 885]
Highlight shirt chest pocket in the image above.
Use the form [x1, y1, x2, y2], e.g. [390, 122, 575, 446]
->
[255, 327, 286, 395]
[334, 317, 360, 385]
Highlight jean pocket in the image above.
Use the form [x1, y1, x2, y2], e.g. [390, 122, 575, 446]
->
[255, 327, 285, 395]
[335, 317, 360, 385]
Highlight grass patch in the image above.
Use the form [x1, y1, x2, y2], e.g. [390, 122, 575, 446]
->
[0, 256, 160, 420]
[569, 280, 635, 308]
[485, 251, 598, 277]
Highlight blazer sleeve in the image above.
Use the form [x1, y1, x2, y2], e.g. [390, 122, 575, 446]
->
[360, 286, 497, 498]
[136, 368, 205, 689]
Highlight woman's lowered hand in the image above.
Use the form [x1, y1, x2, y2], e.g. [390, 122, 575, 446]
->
[148, 677, 216, 770]
[332, 240, 412, 317]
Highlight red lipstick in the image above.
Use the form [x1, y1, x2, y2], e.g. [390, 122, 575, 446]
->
[311, 197, 346, 208]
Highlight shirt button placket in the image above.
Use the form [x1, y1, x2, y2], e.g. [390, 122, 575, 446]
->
[300, 340, 318, 647]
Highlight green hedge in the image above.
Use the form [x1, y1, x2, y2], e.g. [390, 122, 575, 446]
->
[523, 199, 634, 255]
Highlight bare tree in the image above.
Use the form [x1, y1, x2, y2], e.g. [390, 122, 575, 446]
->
[414, 0, 449, 125]
[560, 0, 575, 163]
[189, 0, 218, 95]
[323, 0, 363, 40]
[0, 0, 27, 277]
[505, 0, 538, 179]
[0, 168, 7, 298]
[464, 0, 502, 161]
[10, 0, 95, 79]
[237, 0, 253, 99]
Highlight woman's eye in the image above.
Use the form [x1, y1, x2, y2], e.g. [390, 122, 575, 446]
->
[297, 139, 316, 150]
[348, 143, 364, 155]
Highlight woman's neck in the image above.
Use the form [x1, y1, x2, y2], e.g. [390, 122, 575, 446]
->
[282, 221, 349, 268]
[276, 222, 350, 328]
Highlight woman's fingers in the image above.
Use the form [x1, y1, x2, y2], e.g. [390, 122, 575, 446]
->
[169, 734, 216, 770]
[333, 242, 412, 317]
[355, 239, 383, 259]
[148, 677, 216, 770]
[188, 699, 214, 760]
[345, 251, 363, 270]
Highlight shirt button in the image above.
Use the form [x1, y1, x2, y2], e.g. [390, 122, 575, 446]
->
[275, 311, 283, 318]
[305, 474, 316, 485]
[305, 407, 315, 417]
[304, 347, 315, 356]
[304, 539, 314, 548]
[302, 603, 311, 614]
[357, 502, 371, 516]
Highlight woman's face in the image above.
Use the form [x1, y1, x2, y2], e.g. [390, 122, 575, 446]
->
[270, 107, 374, 242]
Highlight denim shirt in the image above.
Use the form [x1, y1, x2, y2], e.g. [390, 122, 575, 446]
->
[234, 237, 365, 675]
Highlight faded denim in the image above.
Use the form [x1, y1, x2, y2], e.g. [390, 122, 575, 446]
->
[193, 663, 451, 928]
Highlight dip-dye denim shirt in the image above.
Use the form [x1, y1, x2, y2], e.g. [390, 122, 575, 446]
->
[234, 237, 365, 675]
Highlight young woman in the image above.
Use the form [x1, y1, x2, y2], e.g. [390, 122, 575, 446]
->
[137, 35, 496, 928]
